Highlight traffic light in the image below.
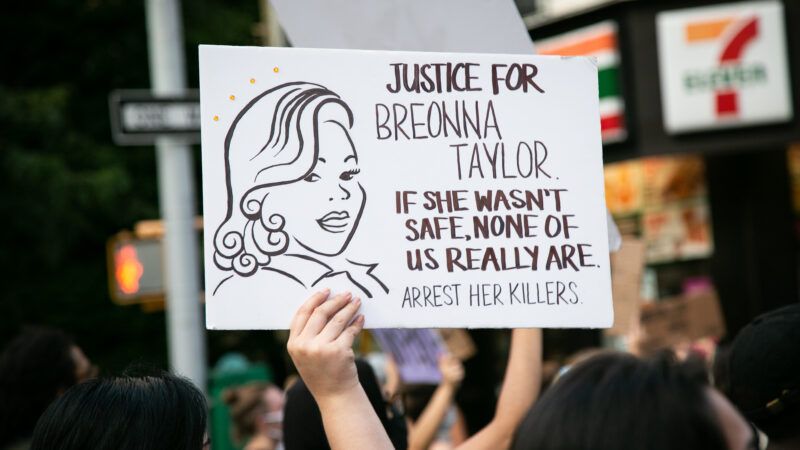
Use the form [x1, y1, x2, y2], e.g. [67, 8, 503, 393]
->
[115, 243, 144, 295]
[107, 232, 165, 305]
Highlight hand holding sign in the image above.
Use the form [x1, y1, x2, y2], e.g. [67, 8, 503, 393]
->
[286, 295, 542, 450]
[287, 290, 395, 450]
[287, 290, 364, 400]
[438, 354, 464, 387]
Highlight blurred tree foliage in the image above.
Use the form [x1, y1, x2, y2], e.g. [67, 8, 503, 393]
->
[0, 0, 260, 373]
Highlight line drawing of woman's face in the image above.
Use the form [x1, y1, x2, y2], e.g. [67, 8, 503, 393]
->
[213, 83, 390, 296]
[262, 117, 366, 257]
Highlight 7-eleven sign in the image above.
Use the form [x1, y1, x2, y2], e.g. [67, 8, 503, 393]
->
[657, 1, 792, 133]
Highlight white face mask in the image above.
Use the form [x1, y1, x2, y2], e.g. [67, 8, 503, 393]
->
[262, 411, 284, 442]
[263, 411, 283, 424]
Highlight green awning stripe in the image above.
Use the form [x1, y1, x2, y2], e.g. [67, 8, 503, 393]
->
[598, 67, 620, 99]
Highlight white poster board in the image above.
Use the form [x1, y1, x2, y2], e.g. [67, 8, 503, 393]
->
[200, 46, 612, 330]
[656, 1, 792, 133]
[269, 0, 535, 55]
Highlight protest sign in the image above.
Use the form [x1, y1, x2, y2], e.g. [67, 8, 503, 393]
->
[372, 328, 446, 384]
[637, 291, 725, 355]
[200, 46, 612, 330]
[606, 237, 645, 336]
[269, 0, 534, 55]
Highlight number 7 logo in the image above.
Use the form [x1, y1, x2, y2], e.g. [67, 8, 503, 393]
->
[685, 17, 760, 117]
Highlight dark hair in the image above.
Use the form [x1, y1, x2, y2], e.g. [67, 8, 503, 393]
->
[401, 384, 437, 421]
[0, 327, 77, 446]
[283, 359, 407, 450]
[726, 303, 800, 441]
[30, 371, 207, 450]
[512, 352, 728, 450]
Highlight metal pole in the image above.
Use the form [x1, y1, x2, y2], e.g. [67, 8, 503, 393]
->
[256, 0, 286, 47]
[145, 0, 207, 390]
[265, 1, 286, 47]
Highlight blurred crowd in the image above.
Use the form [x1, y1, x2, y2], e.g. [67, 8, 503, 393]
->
[0, 294, 797, 450]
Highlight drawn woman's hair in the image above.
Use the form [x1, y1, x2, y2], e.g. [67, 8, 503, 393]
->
[213, 82, 354, 278]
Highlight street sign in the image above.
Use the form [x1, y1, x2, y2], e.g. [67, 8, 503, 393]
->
[108, 89, 200, 145]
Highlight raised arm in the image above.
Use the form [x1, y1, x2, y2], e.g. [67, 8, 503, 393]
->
[287, 292, 542, 450]
[407, 354, 464, 450]
[286, 290, 393, 450]
[458, 328, 542, 450]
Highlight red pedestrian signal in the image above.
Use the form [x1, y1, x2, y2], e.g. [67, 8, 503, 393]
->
[115, 244, 144, 295]
[106, 220, 204, 309]
[107, 232, 164, 305]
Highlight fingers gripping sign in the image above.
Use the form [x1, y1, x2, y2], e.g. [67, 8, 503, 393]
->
[288, 289, 330, 336]
[287, 290, 365, 400]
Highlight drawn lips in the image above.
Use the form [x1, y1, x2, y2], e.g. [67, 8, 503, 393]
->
[317, 211, 351, 233]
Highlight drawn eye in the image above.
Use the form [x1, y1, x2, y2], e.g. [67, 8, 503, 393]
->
[340, 168, 360, 181]
[304, 173, 321, 182]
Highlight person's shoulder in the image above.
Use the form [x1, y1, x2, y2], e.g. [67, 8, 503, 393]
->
[768, 439, 800, 450]
[211, 268, 304, 296]
[342, 260, 390, 298]
[4, 438, 32, 450]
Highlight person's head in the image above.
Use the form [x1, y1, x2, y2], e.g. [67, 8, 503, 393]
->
[30, 371, 208, 450]
[0, 327, 94, 446]
[400, 384, 438, 421]
[214, 82, 365, 277]
[283, 359, 407, 450]
[512, 352, 758, 450]
[725, 303, 800, 443]
[223, 382, 284, 444]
